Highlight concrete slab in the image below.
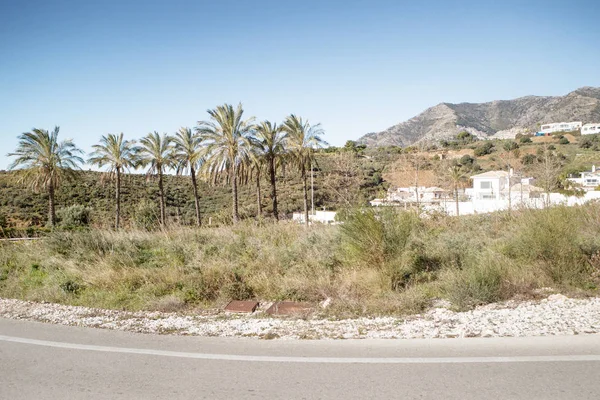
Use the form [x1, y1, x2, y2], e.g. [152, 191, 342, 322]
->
[265, 301, 312, 316]
[224, 301, 259, 313]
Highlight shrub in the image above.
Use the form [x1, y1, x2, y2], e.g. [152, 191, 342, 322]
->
[459, 155, 475, 167]
[338, 208, 418, 268]
[579, 137, 594, 149]
[502, 207, 592, 285]
[134, 200, 159, 230]
[521, 154, 536, 165]
[442, 252, 505, 309]
[558, 137, 570, 145]
[457, 131, 476, 143]
[57, 205, 91, 228]
[0, 213, 7, 229]
[503, 141, 519, 151]
[474, 142, 494, 156]
[520, 137, 533, 144]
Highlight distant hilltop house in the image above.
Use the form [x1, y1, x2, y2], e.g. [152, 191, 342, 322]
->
[538, 121, 582, 135]
[567, 166, 600, 191]
[582, 123, 600, 135]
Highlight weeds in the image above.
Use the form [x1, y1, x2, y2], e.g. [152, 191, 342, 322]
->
[1, 205, 599, 316]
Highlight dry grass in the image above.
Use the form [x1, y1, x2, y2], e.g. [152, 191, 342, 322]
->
[1, 204, 599, 316]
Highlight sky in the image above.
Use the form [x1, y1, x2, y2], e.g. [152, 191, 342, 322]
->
[1, 0, 599, 170]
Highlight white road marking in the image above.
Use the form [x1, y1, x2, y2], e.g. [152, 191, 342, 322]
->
[1, 334, 600, 364]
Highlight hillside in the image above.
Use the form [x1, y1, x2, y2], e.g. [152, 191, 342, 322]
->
[0, 151, 393, 229]
[358, 87, 600, 147]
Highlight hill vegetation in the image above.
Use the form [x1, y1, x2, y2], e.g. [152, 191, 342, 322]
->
[0, 149, 394, 232]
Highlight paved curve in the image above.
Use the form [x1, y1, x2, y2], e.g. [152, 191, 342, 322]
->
[1, 318, 600, 399]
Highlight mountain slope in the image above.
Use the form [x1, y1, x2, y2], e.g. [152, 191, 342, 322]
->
[358, 87, 600, 147]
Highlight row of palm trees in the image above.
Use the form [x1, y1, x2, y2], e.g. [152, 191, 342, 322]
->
[8, 103, 325, 228]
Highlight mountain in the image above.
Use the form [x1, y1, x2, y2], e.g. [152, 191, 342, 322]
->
[358, 87, 600, 147]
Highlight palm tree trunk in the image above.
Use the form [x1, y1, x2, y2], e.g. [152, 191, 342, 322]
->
[190, 165, 201, 227]
[158, 169, 166, 226]
[115, 167, 121, 229]
[302, 164, 309, 227]
[268, 157, 278, 221]
[232, 166, 239, 223]
[455, 186, 459, 217]
[48, 182, 56, 227]
[256, 172, 262, 217]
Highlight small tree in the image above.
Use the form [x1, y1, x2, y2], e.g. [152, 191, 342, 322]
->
[532, 145, 563, 207]
[322, 152, 363, 206]
[401, 143, 429, 210]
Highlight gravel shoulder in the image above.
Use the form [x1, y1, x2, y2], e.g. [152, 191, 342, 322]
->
[1, 295, 600, 340]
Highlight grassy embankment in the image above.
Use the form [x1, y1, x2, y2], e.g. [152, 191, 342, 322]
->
[1, 204, 599, 316]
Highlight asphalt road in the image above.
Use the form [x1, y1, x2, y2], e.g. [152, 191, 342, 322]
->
[1, 318, 600, 399]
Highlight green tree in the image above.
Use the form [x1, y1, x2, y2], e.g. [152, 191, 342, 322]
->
[283, 115, 326, 226]
[8, 127, 83, 227]
[254, 121, 286, 220]
[197, 103, 255, 223]
[137, 132, 175, 227]
[88, 133, 138, 229]
[173, 127, 204, 226]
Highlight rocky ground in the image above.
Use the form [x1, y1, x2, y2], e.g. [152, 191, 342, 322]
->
[1, 295, 599, 340]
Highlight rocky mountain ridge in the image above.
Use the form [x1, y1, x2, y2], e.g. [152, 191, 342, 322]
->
[358, 87, 600, 147]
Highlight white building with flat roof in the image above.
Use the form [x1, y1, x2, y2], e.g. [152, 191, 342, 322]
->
[567, 165, 600, 191]
[539, 121, 582, 134]
[466, 170, 510, 201]
[582, 123, 600, 135]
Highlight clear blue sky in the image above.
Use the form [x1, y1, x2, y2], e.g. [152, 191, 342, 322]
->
[1, 0, 599, 170]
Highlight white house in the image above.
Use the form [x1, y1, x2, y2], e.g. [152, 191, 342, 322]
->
[370, 186, 448, 206]
[582, 123, 600, 135]
[292, 210, 337, 224]
[466, 171, 510, 200]
[567, 166, 600, 191]
[539, 121, 582, 134]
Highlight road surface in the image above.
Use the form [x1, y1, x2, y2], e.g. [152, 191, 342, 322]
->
[1, 318, 600, 399]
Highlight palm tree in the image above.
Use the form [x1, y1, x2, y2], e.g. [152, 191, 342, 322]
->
[173, 127, 204, 226]
[8, 126, 83, 227]
[447, 165, 467, 216]
[254, 121, 286, 221]
[137, 131, 174, 226]
[282, 115, 326, 226]
[196, 103, 255, 223]
[88, 133, 138, 229]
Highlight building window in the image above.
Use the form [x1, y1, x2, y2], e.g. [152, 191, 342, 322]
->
[480, 181, 492, 189]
